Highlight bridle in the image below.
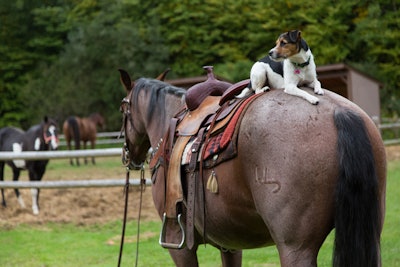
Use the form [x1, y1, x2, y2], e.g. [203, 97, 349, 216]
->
[120, 95, 145, 171]
[43, 124, 59, 150]
[118, 92, 146, 267]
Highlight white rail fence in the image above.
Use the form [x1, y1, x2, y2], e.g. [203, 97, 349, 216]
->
[0, 120, 399, 190]
[379, 121, 400, 146]
[0, 148, 151, 189]
[58, 131, 124, 146]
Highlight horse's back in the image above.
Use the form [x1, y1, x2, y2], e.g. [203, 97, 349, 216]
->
[0, 127, 25, 152]
[79, 117, 97, 142]
[239, 88, 384, 176]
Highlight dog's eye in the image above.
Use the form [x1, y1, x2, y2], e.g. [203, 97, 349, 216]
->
[280, 41, 287, 47]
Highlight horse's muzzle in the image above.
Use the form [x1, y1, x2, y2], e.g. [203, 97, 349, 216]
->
[122, 143, 144, 170]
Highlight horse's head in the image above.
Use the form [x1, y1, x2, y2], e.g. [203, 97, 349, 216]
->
[118, 69, 151, 170]
[41, 116, 59, 151]
[89, 113, 106, 130]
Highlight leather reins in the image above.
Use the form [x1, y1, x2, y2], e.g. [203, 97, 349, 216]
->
[117, 94, 146, 267]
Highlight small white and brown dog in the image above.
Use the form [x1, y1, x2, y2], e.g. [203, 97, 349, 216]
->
[238, 30, 324, 104]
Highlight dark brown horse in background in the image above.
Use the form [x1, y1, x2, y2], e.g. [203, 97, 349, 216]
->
[118, 69, 386, 267]
[62, 113, 105, 165]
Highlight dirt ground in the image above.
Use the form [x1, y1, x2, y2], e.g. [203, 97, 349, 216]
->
[0, 158, 159, 228]
[1, 145, 399, 228]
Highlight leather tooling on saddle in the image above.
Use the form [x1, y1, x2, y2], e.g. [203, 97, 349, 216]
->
[154, 67, 264, 250]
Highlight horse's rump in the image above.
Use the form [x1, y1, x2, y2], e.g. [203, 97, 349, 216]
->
[63, 116, 80, 149]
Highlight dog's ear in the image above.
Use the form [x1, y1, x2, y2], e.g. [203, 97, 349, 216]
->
[300, 38, 309, 51]
[288, 30, 301, 43]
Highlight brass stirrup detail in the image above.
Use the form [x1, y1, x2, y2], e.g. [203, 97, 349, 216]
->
[159, 213, 185, 249]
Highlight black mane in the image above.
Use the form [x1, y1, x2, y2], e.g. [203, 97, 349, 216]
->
[132, 78, 186, 122]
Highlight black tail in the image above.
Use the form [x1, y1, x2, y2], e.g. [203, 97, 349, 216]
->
[333, 107, 381, 267]
[67, 117, 80, 150]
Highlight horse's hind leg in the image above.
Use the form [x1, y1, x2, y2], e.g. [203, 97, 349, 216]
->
[12, 168, 25, 208]
[168, 247, 199, 267]
[0, 162, 6, 207]
[220, 249, 242, 267]
[66, 140, 74, 166]
[276, 244, 318, 267]
[74, 140, 80, 166]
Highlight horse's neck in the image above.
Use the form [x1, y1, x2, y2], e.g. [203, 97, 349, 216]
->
[90, 116, 101, 126]
[23, 125, 42, 149]
[147, 95, 185, 149]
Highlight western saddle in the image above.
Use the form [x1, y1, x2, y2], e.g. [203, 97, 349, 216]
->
[150, 66, 261, 249]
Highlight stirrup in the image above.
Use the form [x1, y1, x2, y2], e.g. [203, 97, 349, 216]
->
[159, 212, 185, 249]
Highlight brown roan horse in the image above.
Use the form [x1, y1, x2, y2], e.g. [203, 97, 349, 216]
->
[62, 113, 105, 165]
[118, 69, 386, 267]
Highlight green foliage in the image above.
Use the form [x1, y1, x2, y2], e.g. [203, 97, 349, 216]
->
[20, 0, 169, 130]
[0, 0, 399, 129]
[348, 2, 400, 117]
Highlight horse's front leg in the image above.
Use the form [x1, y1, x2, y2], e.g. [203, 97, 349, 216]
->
[220, 249, 242, 267]
[30, 188, 40, 215]
[28, 167, 42, 215]
[168, 246, 199, 267]
[83, 141, 88, 165]
[90, 141, 96, 165]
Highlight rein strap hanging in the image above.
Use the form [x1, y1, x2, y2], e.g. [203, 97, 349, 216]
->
[117, 168, 131, 267]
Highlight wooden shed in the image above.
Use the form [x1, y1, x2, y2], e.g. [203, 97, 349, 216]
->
[167, 63, 382, 121]
[316, 63, 382, 122]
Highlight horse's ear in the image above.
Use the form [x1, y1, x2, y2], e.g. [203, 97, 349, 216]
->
[156, 68, 171, 81]
[118, 69, 132, 92]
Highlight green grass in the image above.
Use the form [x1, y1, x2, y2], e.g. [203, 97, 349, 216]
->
[381, 160, 400, 266]
[0, 220, 280, 267]
[0, 159, 399, 266]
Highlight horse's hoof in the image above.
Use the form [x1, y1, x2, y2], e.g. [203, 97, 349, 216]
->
[32, 207, 39, 215]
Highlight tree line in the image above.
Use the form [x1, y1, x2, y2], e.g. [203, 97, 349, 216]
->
[0, 0, 399, 130]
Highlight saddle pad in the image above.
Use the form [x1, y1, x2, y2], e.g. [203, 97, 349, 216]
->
[219, 92, 263, 149]
[181, 92, 264, 165]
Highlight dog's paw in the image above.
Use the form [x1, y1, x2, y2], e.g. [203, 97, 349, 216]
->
[261, 86, 270, 92]
[255, 86, 270, 94]
[314, 87, 324, 95]
[307, 95, 320, 105]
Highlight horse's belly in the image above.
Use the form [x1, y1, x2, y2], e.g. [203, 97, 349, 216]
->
[200, 214, 273, 249]
[195, 165, 274, 249]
